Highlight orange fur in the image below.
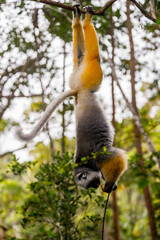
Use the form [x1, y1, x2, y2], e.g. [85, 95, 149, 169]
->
[81, 59, 102, 89]
[72, 17, 85, 67]
[100, 151, 127, 183]
[83, 14, 100, 60]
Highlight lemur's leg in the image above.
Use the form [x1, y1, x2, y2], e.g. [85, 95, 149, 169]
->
[72, 4, 85, 68]
[100, 148, 127, 193]
[83, 6, 100, 61]
[81, 6, 103, 90]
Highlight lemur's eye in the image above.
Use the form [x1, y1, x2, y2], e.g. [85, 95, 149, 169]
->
[78, 172, 87, 180]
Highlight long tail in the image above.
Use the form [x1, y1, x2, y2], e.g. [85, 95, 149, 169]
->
[16, 89, 77, 141]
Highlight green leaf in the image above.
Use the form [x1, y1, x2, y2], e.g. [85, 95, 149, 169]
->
[151, 182, 160, 195]
[138, 176, 149, 189]
[156, 17, 160, 25]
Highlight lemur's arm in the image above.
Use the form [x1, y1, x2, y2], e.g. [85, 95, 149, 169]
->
[16, 89, 76, 141]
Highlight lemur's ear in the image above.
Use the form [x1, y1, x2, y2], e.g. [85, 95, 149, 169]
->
[16, 89, 76, 142]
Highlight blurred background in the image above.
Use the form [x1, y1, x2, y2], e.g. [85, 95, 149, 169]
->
[0, 0, 160, 239]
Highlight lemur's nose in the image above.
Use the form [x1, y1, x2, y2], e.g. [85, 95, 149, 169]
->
[87, 178, 100, 189]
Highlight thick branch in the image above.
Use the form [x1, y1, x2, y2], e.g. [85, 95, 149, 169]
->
[31, 0, 157, 22]
[30, 0, 118, 15]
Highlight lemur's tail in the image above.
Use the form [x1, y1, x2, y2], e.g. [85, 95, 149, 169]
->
[16, 89, 76, 141]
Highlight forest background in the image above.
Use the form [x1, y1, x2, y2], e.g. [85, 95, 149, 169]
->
[0, 0, 160, 239]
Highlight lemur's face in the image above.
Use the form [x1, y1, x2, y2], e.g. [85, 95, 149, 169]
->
[75, 169, 101, 189]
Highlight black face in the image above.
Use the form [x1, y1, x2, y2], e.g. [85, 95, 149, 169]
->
[87, 177, 101, 189]
[74, 168, 101, 190]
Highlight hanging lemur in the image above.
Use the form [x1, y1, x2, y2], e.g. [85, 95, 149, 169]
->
[16, 5, 127, 193]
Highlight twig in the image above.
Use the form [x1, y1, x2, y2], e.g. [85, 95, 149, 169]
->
[149, 0, 157, 19]
[130, 0, 156, 23]
[44, 5, 72, 23]
[102, 193, 110, 240]
[0, 145, 27, 158]
[0, 93, 44, 98]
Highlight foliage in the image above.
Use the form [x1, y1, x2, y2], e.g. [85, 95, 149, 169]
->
[9, 153, 105, 240]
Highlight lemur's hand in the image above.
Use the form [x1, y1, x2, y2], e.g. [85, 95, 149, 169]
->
[103, 182, 117, 193]
[73, 4, 81, 18]
[83, 5, 94, 14]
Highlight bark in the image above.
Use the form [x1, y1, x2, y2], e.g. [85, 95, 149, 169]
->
[0, 228, 6, 240]
[143, 186, 158, 240]
[112, 192, 120, 240]
[33, 9, 55, 156]
[0, 225, 7, 240]
[110, 11, 120, 240]
[126, 2, 158, 239]
[61, 42, 66, 155]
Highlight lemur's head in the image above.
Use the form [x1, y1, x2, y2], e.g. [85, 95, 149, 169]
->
[74, 167, 101, 189]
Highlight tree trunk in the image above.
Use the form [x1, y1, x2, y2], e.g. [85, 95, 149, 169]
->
[62, 42, 66, 155]
[0, 225, 7, 240]
[110, 11, 120, 240]
[126, 1, 158, 239]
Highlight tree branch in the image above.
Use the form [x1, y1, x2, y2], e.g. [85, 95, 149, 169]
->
[30, 0, 157, 22]
[0, 145, 27, 158]
[0, 93, 44, 98]
[130, 0, 156, 23]
[30, 0, 118, 15]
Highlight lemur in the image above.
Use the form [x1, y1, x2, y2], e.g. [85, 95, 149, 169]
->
[16, 5, 127, 193]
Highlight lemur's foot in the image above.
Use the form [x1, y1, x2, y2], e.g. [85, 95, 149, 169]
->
[73, 4, 81, 18]
[83, 5, 94, 14]
[103, 182, 117, 193]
